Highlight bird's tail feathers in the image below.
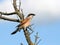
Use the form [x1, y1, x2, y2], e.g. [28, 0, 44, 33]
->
[11, 28, 20, 35]
[16, 24, 22, 27]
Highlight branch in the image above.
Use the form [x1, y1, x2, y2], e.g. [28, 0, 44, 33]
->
[13, 0, 24, 20]
[0, 15, 20, 22]
[27, 27, 34, 35]
[13, 0, 18, 12]
[34, 32, 40, 45]
[21, 9, 24, 18]
[23, 28, 34, 45]
[28, 25, 34, 31]
[36, 39, 41, 45]
[19, 0, 21, 11]
[0, 12, 16, 15]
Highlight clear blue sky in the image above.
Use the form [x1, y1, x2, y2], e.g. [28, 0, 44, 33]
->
[0, 0, 60, 45]
[0, 18, 60, 45]
[0, 0, 4, 2]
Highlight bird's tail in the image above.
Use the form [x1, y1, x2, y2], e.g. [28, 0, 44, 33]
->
[11, 28, 20, 35]
[16, 24, 22, 27]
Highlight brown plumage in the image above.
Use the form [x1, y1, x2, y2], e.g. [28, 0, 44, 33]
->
[11, 13, 35, 35]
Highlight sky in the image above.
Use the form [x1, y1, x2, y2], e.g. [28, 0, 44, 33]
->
[0, 0, 60, 45]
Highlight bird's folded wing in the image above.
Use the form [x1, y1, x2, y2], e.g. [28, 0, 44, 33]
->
[16, 18, 29, 27]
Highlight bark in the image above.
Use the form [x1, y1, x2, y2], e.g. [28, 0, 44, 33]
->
[0, 15, 20, 22]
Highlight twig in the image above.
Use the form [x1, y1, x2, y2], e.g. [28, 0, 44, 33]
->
[21, 9, 24, 18]
[28, 27, 34, 35]
[34, 32, 40, 45]
[19, 0, 21, 11]
[36, 39, 41, 45]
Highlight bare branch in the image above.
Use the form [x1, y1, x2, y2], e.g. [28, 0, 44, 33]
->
[13, 0, 24, 20]
[34, 32, 40, 45]
[0, 12, 16, 15]
[0, 15, 20, 22]
[13, 0, 19, 12]
[23, 28, 34, 45]
[36, 39, 41, 45]
[19, 0, 21, 11]
[21, 9, 24, 18]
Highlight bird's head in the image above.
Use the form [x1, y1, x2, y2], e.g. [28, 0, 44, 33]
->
[27, 13, 35, 19]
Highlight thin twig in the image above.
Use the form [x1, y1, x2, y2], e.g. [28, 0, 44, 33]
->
[19, 0, 21, 11]
[34, 32, 40, 45]
[28, 27, 34, 35]
[36, 39, 41, 45]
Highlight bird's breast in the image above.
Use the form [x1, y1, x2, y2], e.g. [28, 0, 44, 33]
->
[23, 20, 30, 27]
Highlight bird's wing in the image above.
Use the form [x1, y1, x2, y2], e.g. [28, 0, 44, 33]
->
[16, 18, 30, 27]
[21, 18, 30, 25]
[11, 28, 20, 35]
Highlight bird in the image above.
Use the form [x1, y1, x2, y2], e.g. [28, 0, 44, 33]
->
[11, 13, 35, 35]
